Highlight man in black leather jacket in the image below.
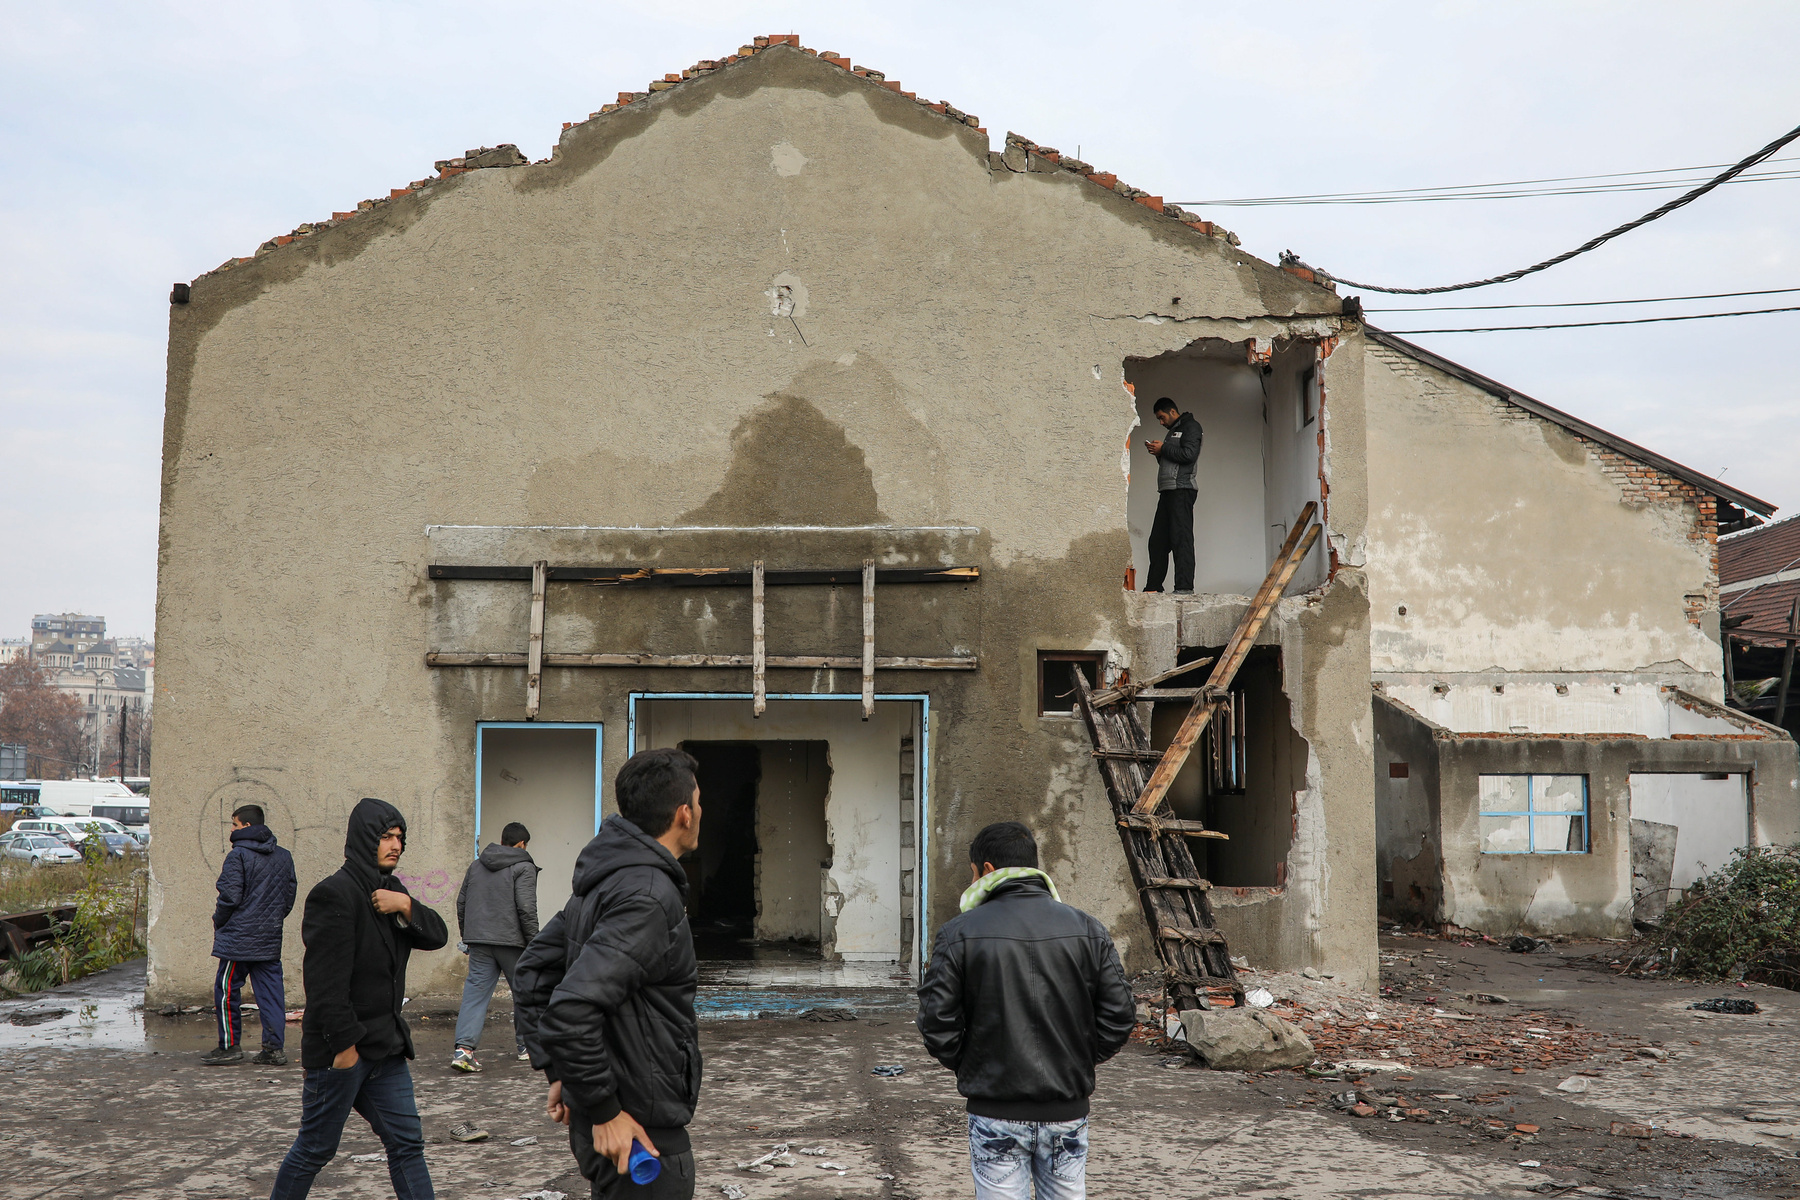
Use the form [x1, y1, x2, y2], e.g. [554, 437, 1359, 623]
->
[516, 747, 703, 1200]
[918, 822, 1135, 1200]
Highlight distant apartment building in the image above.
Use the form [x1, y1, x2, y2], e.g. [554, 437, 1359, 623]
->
[0, 638, 26, 665]
[31, 613, 107, 657]
[51, 663, 148, 774]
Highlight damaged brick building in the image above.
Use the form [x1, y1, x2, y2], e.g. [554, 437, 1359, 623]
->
[147, 35, 1796, 1005]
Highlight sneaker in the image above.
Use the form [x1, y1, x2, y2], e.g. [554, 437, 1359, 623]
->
[201, 1044, 245, 1066]
[448, 1121, 490, 1143]
[516, 1045, 531, 1062]
[251, 1047, 288, 1066]
[450, 1047, 481, 1073]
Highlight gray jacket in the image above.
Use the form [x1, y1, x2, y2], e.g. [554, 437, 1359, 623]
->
[457, 843, 540, 947]
[1155, 412, 1203, 491]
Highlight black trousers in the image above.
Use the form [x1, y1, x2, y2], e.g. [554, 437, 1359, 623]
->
[1145, 488, 1197, 592]
[569, 1116, 694, 1200]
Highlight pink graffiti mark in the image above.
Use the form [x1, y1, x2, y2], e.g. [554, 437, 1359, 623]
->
[394, 868, 456, 905]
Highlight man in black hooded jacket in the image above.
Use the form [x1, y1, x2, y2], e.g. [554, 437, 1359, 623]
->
[516, 747, 703, 1200]
[269, 797, 448, 1200]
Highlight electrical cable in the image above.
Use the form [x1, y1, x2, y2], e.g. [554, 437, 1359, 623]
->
[1186, 163, 1800, 206]
[1308, 122, 1800, 295]
[1180, 154, 1800, 206]
[1368, 285, 1800, 313]
[1379, 303, 1800, 334]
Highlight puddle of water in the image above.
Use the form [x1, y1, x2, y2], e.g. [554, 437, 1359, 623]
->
[0, 992, 149, 1051]
[695, 987, 914, 1021]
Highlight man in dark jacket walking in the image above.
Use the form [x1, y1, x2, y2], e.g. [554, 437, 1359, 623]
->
[918, 822, 1136, 1200]
[204, 803, 297, 1066]
[450, 821, 539, 1072]
[516, 747, 702, 1200]
[1142, 395, 1203, 594]
[269, 797, 448, 1200]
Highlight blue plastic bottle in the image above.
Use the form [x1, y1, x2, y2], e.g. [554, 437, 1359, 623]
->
[628, 1140, 661, 1185]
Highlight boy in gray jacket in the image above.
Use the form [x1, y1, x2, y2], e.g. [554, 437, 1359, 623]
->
[451, 822, 540, 1072]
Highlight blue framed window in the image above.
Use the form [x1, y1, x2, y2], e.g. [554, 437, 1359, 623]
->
[1479, 774, 1588, 854]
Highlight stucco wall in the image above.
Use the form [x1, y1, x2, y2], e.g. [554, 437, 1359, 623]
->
[150, 45, 1361, 1002]
[1363, 343, 1724, 719]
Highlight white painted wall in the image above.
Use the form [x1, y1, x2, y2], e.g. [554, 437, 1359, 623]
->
[478, 725, 598, 922]
[639, 697, 915, 961]
[1628, 773, 1749, 891]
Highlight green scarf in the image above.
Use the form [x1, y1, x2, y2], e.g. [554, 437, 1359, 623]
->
[959, 866, 1062, 913]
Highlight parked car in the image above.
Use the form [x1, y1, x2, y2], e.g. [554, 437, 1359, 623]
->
[81, 832, 145, 861]
[0, 833, 83, 868]
[13, 817, 132, 845]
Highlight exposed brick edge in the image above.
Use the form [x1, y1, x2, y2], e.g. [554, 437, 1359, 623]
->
[195, 34, 1279, 284]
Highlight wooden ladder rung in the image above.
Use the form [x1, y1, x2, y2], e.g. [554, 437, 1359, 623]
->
[1158, 926, 1225, 945]
[1091, 749, 1166, 762]
[1116, 815, 1229, 839]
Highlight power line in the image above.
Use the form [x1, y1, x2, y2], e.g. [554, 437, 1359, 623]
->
[1378, 303, 1800, 335]
[1184, 159, 1800, 206]
[1367, 285, 1800, 313]
[1306, 121, 1800, 295]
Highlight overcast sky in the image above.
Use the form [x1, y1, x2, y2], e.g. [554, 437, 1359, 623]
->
[4, 1, 1797, 639]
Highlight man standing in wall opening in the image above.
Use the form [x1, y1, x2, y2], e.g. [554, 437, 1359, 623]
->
[451, 820, 540, 1073]
[204, 802, 297, 1066]
[1142, 396, 1203, 594]
[917, 821, 1136, 1200]
[268, 798, 448, 1200]
[516, 747, 703, 1199]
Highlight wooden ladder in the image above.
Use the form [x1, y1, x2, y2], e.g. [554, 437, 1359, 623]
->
[1074, 503, 1323, 1011]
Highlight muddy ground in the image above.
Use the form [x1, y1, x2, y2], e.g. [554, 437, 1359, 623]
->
[1, 936, 1797, 1199]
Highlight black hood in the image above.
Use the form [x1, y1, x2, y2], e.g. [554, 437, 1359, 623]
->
[344, 797, 407, 890]
[477, 842, 536, 872]
[571, 815, 687, 900]
[230, 824, 279, 854]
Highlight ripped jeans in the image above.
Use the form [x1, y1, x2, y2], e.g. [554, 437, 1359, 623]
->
[966, 1114, 1088, 1200]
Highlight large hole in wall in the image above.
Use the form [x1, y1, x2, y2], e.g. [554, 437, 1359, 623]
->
[1152, 646, 1307, 887]
[1125, 337, 1328, 596]
[681, 740, 832, 958]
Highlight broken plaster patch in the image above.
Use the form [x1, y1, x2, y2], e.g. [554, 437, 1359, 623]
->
[768, 272, 809, 320]
[771, 141, 809, 177]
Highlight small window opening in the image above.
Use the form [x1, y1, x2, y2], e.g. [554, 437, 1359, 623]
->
[1389, 762, 1410, 779]
[1298, 365, 1318, 429]
[1038, 652, 1105, 715]
[1479, 775, 1589, 854]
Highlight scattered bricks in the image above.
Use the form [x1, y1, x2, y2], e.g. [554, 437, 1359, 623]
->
[562, 122, 573, 130]
[649, 80, 676, 91]
[928, 102, 946, 114]
[275, 235, 294, 246]
[357, 199, 376, 212]
[1088, 172, 1118, 189]
[1404, 1108, 1432, 1121]
[964, 115, 979, 127]
[863, 69, 886, 81]
[1610, 1121, 1655, 1138]
[1059, 158, 1092, 173]
[600, 105, 617, 114]
[1283, 265, 1316, 282]
[1515, 1124, 1540, 1134]
[1137, 195, 1164, 213]
[880, 80, 902, 92]
[752, 36, 770, 48]
[944, 104, 967, 121]
[332, 212, 356, 221]
[618, 92, 635, 103]
[388, 188, 413, 199]
[822, 53, 849, 67]
[740, 44, 759, 55]
[438, 166, 468, 178]
[1350, 1104, 1377, 1118]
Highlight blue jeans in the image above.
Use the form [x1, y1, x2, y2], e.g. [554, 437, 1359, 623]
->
[967, 1115, 1088, 1199]
[269, 1055, 433, 1200]
[453, 943, 523, 1051]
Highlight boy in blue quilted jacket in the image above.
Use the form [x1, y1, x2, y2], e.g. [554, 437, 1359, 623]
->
[203, 803, 297, 1066]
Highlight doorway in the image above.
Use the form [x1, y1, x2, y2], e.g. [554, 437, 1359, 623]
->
[1627, 772, 1749, 919]
[682, 741, 831, 958]
[634, 696, 922, 967]
[475, 723, 602, 921]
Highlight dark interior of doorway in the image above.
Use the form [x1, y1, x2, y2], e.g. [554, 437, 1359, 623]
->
[683, 743, 761, 958]
[1153, 645, 1304, 888]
